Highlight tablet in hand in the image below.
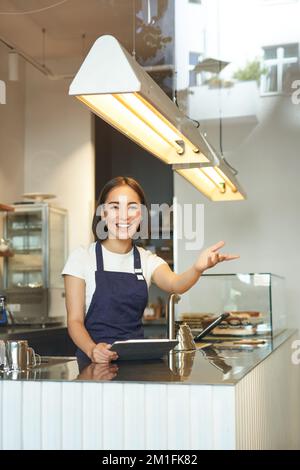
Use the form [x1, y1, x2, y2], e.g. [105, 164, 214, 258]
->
[110, 339, 178, 361]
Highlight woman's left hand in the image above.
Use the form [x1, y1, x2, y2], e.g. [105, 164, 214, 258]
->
[194, 240, 239, 274]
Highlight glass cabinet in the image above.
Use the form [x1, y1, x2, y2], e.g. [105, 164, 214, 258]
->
[177, 273, 286, 337]
[3, 203, 67, 325]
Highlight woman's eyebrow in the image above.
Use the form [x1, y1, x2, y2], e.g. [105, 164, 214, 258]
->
[107, 201, 139, 205]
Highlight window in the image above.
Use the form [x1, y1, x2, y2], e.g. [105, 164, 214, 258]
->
[189, 51, 201, 87]
[261, 43, 299, 94]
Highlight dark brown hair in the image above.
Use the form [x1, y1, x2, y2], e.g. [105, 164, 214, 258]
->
[92, 176, 149, 241]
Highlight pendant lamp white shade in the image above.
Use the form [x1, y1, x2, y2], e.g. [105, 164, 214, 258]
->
[69, 35, 217, 166]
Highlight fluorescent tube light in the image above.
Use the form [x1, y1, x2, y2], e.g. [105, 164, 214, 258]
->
[175, 159, 246, 201]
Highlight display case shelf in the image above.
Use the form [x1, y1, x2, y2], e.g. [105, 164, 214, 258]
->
[0, 250, 14, 257]
[0, 203, 14, 212]
[11, 249, 42, 254]
[8, 228, 42, 233]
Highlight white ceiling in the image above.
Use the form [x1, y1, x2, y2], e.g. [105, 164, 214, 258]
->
[0, 0, 137, 69]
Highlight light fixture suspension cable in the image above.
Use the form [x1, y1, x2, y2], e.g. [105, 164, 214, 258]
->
[42, 28, 46, 69]
[216, 0, 223, 157]
[216, 0, 238, 176]
[81, 33, 86, 59]
[132, 0, 136, 59]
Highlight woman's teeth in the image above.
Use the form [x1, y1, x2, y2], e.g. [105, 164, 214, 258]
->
[117, 223, 130, 228]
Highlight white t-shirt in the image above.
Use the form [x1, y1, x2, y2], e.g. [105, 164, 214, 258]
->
[62, 242, 167, 314]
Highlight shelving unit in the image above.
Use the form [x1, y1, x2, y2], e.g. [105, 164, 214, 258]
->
[0, 203, 14, 258]
[2, 203, 67, 324]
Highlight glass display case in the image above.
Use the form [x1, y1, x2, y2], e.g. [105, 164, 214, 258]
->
[2, 203, 67, 325]
[177, 273, 286, 337]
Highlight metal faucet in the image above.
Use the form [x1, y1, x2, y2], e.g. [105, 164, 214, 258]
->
[167, 293, 181, 339]
[167, 293, 197, 351]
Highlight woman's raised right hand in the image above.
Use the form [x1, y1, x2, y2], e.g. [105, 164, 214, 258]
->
[91, 342, 118, 363]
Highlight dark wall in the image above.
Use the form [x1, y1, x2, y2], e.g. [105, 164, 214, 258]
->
[95, 117, 173, 206]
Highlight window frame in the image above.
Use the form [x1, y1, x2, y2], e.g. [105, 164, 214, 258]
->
[260, 43, 299, 96]
[188, 51, 202, 87]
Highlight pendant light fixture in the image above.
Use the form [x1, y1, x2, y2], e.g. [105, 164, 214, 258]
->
[69, 35, 217, 166]
[69, 35, 246, 201]
[173, 135, 246, 201]
[174, 159, 245, 201]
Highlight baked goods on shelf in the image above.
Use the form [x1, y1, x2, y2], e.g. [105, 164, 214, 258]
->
[211, 325, 257, 336]
[179, 311, 265, 337]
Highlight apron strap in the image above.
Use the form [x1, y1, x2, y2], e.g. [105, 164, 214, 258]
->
[95, 241, 104, 271]
[133, 244, 144, 280]
[96, 242, 144, 280]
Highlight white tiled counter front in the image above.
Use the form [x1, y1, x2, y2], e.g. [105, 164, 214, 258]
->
[0, 331, 299, 450]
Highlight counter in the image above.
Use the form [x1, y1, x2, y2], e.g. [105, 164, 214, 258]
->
[0, 330, 299, 450]
[0, 325, 76, 356]
[0, 324, 67, 339]
[0, 323, 163, 354]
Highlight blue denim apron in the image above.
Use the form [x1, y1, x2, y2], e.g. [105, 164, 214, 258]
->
[76, 241, 148, 364]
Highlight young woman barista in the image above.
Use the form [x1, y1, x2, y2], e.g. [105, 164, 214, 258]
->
[63, 176, 239, 365]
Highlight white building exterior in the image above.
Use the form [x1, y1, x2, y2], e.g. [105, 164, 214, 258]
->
[175, 0, 300, 124]
[173, 0, 300, 331]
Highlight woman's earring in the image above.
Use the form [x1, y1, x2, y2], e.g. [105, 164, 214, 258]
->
[96, 218, 108, 240]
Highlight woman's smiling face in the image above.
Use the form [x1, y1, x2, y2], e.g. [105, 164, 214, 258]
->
[102, 184, 142, 240]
